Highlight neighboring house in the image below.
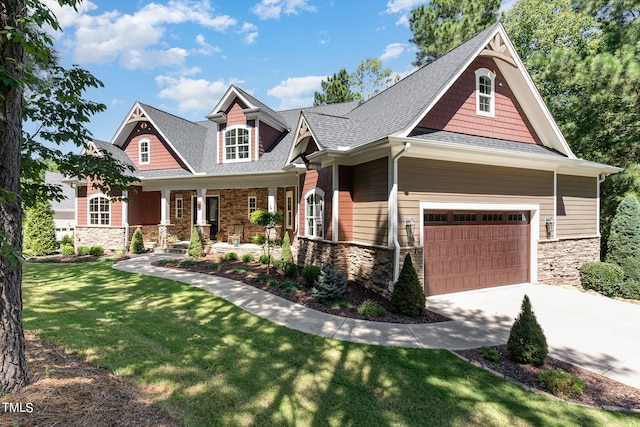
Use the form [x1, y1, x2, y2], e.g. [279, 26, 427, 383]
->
[70, 24, 619, 296]
[44, 171, 76, 241]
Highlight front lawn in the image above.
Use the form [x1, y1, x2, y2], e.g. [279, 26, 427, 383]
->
[21, 262, 640, 426]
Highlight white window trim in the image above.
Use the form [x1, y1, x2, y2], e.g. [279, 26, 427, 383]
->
[248, 196, 257, 219]
[285, 190, 294, 229]
[139, 138, 150, 165]
[223, 125, 251, 163]
[475, 68, 495, 118]
[88, 194, 111, 226]
[176, 197, 183, 219]
[304, 187, 324, 239]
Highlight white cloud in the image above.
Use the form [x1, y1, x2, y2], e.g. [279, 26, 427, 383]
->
[395, 14, 410, 27]
[58, 1, 236, 68]
[239, 22, 259, 45]
[252, 0, 317, 20]
[156, 75, 244, 113]
[384, 0, 425, 14]
[267, 76, 325, 109]
[195, 34, 221, 55]
[380, 43, 406, 61]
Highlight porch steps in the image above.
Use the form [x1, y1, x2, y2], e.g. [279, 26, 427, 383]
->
[168, 242, 189, 255]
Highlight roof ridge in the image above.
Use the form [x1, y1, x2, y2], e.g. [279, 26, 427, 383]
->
[138, 102, 206, 128]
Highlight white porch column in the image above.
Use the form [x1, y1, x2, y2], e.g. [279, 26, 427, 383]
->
[122, 190, 129, 225]
[332, 164, 339, 243]
[268, 187, 276, 213]
[196, 188, 205, 225]
[160, 189, 170, 225]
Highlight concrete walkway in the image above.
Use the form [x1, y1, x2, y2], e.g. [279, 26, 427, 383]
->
[114, 253, 640, 390]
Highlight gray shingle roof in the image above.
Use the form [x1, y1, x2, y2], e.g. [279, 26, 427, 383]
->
[93, 139, 135, 168]
[45, 171, 75, 211]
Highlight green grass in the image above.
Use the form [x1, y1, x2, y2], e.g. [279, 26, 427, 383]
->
[22, 263, 640, 427]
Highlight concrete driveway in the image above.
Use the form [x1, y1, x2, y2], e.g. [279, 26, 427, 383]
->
[426, 283, 640, 389]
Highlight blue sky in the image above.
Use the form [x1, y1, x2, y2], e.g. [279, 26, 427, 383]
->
[44, 0, 513, 148]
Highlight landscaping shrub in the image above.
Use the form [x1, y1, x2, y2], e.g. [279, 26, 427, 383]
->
[357, 300, 385, 318]
[76, 245, 91, 256]
[225, 252, 238, 261]
[311, 266, 347, 302]
[89, 246, 104, 257]
[241, 253, 254, 263]
[480, 346, 500, 362]
[606, 193, 640, 281]
[281, 231, 292, 262]
[280, 281, 300, 293]
[60, 234, 74, 247]
[507, 295, 548, 367]
[22, 199, 58, 256]
[283, 262, 298, 278]
[129, 227, 144, 254]
[178, 260, 198, 267]
[620, 281, 640, 300]
[232, 267, 250, 275]
[61, 245, 75, 257]
[390, 254, 426, 317]
[302, 265, 321, 287]
[188, 227, 204, 259]
[254, 274, 270, 283]
[251, 235, 266, 246]
[217, 255, 225, 263]
[579, 262, 624, 297]
[273, 259, 285, 270]
[259, 254, 274, 265]
[267, 278, 279, 287]
[538, 369, 585, 400]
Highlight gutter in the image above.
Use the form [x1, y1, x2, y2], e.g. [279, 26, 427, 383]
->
[389, 142, 411, 291]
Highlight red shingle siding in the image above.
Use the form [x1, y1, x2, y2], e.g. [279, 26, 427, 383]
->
[259, 122, 282, 157]
[419, 57, 540, 144]
[299, 166, 333, 240]
[128, 189, 161, 225]
[77, 179, 122, 226]
[225, 100, 248, 126]
[338, 166, 354, 241]
[77, 186, 87, 226]
[122, 123, 183, 170]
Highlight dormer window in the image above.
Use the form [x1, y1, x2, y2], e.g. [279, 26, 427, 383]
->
[475, 68, 495, 118]
[224, 126, 250, 162]
[139, 139, 150, 164]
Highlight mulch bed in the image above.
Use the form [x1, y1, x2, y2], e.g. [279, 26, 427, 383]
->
[152, 256, 450, 324]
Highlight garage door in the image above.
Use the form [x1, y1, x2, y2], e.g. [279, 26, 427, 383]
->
[423, 210, 530, 296]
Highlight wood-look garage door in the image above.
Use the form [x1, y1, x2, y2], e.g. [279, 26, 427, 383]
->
[423, 211, 530, 296]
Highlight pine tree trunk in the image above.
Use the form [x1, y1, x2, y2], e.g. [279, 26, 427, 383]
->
[0, 0, 29, 394]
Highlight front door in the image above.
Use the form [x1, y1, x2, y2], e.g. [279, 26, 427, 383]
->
[206, 196, 219, 239]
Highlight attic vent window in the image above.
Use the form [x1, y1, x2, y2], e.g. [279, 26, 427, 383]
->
[224, 127, 250, 162]
[475, 68, 495, 118]
[139, 139, 150, 164]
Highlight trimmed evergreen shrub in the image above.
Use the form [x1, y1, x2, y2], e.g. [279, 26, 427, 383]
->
[480, 346, 500, 362]
[61, 245, 75, 257]
[273, 259, 285, 270]
[225, 252, 238, 261]
[538, 369, 585, 400]
[89, 246, 104, 257]
[281, 231, 293, 262]
[251, 235, 266, 246]
[283, 262, 298, 278]
[280, 281, 300, 293]
[507, 295, 548, 367]
[302, 265, 321, 287]
[259, 254, 274, 264]
[579, 262, 624, 297]
[267, 278, 279, 287]
[22, 199, 58, 256]
[390, 254, 426, 316]
[188, 227, 204, 259]
[241, 253, 254, 263]
[60, 234, 74, 247]
[311, 266, 347, 302]
[620, 281, 640, 300]
[606, 193, 640, 281]
[77, 245, 91, 256]
[130, 227, 145, 254]
[357, 300, 385, 318]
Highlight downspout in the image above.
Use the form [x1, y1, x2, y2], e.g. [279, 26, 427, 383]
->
[389, 142, 411, 291]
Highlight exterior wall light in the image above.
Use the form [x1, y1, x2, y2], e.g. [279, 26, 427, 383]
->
[545, 217, 554, 238]
[405, 217, 415, 246]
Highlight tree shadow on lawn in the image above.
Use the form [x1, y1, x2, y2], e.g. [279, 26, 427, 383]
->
[22, 263, 640, 427]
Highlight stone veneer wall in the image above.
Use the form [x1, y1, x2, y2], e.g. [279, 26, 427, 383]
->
[75, 226, 127, 252]
[537, 237, 600, 286]
[296, 237, 424, 299]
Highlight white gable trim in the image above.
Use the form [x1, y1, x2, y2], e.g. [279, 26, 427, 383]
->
[399, 24, 575, 159]
[286, 113, 323, 164]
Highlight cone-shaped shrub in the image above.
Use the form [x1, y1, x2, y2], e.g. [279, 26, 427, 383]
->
[281, 230, 292, 262]
[23, 199, 58, 256]
[188, 227, 204, 259]
[390, 254, 426, 316]
[129, 227, 144, 254]
[606, 193, 640, 281]
[507, 295, 548, 367]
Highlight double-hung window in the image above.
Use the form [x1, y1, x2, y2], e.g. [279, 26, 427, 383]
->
[248, 196, 257, 218]
[89, 195, 110, 225]
[305, 188, 324, 239]
[139, 139, 150, 164]
[475, 68, 495, 117]
[224, 127, 250, 161]
[176, 197, 183, 219]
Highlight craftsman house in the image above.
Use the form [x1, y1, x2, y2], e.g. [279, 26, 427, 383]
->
[71, 23, 618, 296]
